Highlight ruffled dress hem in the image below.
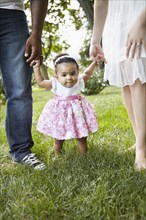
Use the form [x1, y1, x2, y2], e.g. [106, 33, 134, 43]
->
[36, 128, 98, 140]
[104, 57, 146, 87]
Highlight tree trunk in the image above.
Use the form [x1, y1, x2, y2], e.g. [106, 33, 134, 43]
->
[77, 0, 93, 28]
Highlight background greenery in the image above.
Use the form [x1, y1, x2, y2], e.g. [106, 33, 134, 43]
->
[0, 0, 102, 102]
[82, 69, 108, 95]
[0, 87, 146, 220]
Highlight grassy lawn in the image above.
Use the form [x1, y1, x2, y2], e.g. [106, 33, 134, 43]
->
[0, 86, 146, 220]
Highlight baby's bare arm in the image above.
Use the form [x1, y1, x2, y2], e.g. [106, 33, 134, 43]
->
[83, 54, 104, 82]
[33, 61, 52, 90]
[83, 62, 97, 82]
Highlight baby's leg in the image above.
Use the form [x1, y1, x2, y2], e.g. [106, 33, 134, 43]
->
[77, 137, 88, 154]
[130, 80, 146, 170]
[54, 138, 64, 156]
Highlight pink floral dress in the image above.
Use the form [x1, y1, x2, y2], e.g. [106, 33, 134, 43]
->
[37, 75, 98, 140]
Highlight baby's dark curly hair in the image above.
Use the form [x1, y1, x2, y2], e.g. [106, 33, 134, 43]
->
[53, 53, 79, 73]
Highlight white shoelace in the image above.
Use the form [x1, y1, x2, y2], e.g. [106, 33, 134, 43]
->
[22, 153, 46, 170]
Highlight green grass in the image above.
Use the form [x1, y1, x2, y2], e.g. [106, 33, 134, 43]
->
[0, 86, 146, 220]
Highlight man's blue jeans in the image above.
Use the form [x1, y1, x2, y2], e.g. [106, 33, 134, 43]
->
[0, 9, 34, 161]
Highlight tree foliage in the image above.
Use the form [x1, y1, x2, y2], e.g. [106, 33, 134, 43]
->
[0, 0, 86, 102]
[25, 0, 85, 61]
[0, 0, 105, 100]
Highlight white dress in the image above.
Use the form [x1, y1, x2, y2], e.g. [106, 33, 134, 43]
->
[103, 0, 146, 87]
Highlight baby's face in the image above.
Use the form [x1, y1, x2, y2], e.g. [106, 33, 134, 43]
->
[56, 62, 79, 88]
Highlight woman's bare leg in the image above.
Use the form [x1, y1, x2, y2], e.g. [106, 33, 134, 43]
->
[77, 137, 88, 154]
[121, 85, 137, 151]
[130, 80, 146, 170]
[121, 85, 137, 136]
[121, 85, 136, 151]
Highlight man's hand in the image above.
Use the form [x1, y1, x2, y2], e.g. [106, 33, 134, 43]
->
[25, 33, 42, 65]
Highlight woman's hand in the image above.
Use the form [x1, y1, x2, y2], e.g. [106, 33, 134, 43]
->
[126, 12, 146, 59]
[90, 43, 106, 63]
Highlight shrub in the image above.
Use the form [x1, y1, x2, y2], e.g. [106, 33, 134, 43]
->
[82, 68, 108, 95]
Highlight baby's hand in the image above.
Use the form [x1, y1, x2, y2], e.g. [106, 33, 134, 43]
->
[94, 54, 106, 65]
[31, 59, 41, 69]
